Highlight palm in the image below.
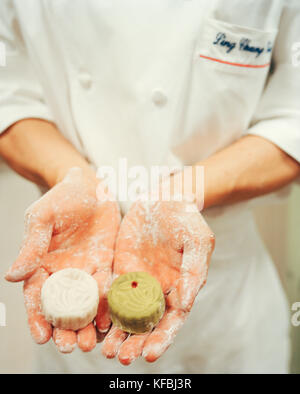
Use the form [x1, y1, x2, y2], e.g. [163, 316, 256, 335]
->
[102, 199, 214, 364]
[42, 196, 118, 277]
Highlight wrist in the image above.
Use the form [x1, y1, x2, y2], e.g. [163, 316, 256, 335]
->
[45, 161, 96, 188]
[164, 166, 205, 211]
[198, 158, 237, 210]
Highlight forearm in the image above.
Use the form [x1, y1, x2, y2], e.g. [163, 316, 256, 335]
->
[0, 119, 94, 188]
[198, 135, 300, 209]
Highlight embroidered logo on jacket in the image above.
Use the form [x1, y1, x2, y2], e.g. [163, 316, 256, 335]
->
[213, 32, 273, 57]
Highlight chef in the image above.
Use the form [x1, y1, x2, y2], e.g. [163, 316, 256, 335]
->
[1, 0, 300, 373]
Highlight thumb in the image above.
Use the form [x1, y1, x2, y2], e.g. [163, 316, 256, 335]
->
[5, 212, 52, 282]
[178, 237, 213, 311]
[93, 270, 112, 333]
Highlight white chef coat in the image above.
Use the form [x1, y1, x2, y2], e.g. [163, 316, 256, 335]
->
[1, 0, 299, 373]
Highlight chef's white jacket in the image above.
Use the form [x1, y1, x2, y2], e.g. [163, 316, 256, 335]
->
[0, 0, 299, 373]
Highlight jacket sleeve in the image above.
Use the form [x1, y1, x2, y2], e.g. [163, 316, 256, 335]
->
[246, 1, 300, 164]
[0, 0, 54, 134]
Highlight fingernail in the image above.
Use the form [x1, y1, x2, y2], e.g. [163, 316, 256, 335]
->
[5, 267, 26, 282]
[119, 356, 132, 366]
[98, 328, 109, 333]
[4, 267, 17, 282]
[143, 349, 158, 363]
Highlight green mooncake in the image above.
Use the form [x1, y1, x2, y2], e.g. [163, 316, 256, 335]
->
[108, 272, 165, 334]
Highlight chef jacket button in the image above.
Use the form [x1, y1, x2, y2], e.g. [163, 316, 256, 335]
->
[152, 89, 167, 106]
[78, 71, 92, 89]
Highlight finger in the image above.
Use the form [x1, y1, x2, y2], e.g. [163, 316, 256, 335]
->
[179, 233, 214, 311]
[53, 328, 77, 354]
[77, 323, 97, 352]
[143, 309, 186, 363]
[118, 333, 150, 365]
[113, 209, 144, 276]
[6, 217, 52, 282]
[101, 325, 128, 359]
[179, 243, 207, 311]
[93, 270, 112, 333]
[93, 199, 121, 252]
[23, 268, 52, 344]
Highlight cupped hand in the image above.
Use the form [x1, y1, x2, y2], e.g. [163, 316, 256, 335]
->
[5, 167, 121, 353]
[102, 198, 214, 365]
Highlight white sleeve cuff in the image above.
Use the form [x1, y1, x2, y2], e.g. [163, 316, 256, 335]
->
[0, 103, 55, 135]
[246, 117, 300, 163]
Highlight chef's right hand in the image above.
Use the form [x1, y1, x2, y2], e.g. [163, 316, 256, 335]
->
[5, 167, 121, 353]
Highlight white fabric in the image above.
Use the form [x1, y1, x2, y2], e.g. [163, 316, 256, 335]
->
[1, 0, 298, 373]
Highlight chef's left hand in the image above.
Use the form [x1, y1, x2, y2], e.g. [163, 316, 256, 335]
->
[102, 195, 215, 365]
